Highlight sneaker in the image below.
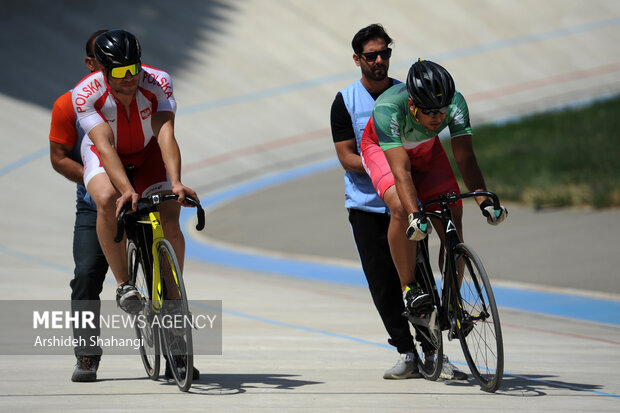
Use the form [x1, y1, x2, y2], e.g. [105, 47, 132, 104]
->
[165, 358, 200, 380]
[71, 355, 99, 382]
[439, 355, 467, 380]
[116, 282, 142, 314]
[383, 353, 422, 379]
[404, 284, 432, 314]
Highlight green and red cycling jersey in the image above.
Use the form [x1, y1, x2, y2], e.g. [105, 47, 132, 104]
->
[372, 83, 472, 152]
[360, 83, 472, 206]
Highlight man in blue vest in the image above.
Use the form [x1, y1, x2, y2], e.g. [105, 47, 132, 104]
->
[329, 24, 466, 380]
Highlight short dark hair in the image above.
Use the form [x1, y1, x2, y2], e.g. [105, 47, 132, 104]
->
[351, 24, 393, 54]
[85, 29, 108, 58]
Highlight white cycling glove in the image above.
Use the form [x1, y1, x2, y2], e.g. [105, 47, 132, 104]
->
[406, 212, 432, 241]
[480, 199, 508, 226]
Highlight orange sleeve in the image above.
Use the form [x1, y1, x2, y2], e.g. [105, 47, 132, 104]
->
[49, 91, 78, 146]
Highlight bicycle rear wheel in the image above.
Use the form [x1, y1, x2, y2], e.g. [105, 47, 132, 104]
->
[414, 237, 443, 381]
[128, 240, 160, 380]
[158, 239, 193, 392]
[453, 243, 504, 392]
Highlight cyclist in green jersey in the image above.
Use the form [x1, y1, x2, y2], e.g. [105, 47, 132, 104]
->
[361, 59, 507, 315]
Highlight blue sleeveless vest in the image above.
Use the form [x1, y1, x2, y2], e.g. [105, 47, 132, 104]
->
[339, 79, 399, 213]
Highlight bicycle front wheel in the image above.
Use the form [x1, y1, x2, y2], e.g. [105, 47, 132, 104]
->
[157, 239, 193, 392]
[454, 243, 504, 392]
[128, 240, 160, 380]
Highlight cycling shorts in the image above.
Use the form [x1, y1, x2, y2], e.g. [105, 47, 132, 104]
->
[81, 137, 171, 197]
[360, 119, 461, 209]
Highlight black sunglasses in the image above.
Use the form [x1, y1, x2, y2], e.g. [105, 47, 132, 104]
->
[419, 106, 449, 116]
[359, 48, 392, 62]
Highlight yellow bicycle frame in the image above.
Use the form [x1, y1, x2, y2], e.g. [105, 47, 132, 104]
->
[149, 211, 180, 313]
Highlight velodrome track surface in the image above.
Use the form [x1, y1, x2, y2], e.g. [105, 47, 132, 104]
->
[1, 1, 620, 411]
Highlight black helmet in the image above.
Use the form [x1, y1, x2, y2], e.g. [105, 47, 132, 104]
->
[406, 59, 455, 108]
[94, 29, 141, 68]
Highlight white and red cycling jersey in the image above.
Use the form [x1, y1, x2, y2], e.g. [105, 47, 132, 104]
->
[72, 64, 176, 156]
[72, 65, 176, 196]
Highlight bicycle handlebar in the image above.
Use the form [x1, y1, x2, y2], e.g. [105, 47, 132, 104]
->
[420, 191, 500, 213]
[114, 194, 205, 243]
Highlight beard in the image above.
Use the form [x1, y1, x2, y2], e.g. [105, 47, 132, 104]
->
[362, 63, 388, 81]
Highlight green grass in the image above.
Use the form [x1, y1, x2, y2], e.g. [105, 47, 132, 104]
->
[445, 95, 620, 209]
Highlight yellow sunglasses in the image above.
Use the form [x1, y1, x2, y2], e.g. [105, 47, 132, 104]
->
[110, 63, 141, 79]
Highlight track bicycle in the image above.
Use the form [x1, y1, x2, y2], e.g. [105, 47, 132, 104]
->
[406, 191, 504, 393]
[115, 193, 205, 392]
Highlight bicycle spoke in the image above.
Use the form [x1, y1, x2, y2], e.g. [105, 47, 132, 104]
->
[128, 240, 160, 380]
[158, 240, 193, 392]
[411, 238, 443, 381]
[413, 191, 505, 392]
[455, 243, 504, 392]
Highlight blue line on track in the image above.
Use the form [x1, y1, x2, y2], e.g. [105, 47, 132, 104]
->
[0, 147, 48, 178]
[0, 17, 617, 401]
[221, 307, 393, 350]
[212, 304, 620, 399]
[0, 244, 72, 274]
[177, 16, 620, 116]
[181, 159, 620, 327]
[2, 165, 618, 399]
[5, 17, 619, 177]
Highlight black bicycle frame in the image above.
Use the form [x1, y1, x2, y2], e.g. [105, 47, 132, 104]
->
[418, 191, 499, 333]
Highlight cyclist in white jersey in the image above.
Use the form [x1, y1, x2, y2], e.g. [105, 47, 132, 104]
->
[72, 30, 198, 313]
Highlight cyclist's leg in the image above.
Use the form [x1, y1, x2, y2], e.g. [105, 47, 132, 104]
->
[158, 200, 184, 271]
[383, 186, 416, 289]
[87, 174, 130, 283]
[135, 145, 197, 386]
[82, 142, 130, 287]
[360, 133, 416, 289]
[131, 144, 182, 271]
[131, 143, 186, 302]
[449, 206, 467, 284]
[411, 136, 463, 274]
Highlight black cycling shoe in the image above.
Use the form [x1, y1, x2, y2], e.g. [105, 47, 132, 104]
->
[404, 284, 432, 315]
